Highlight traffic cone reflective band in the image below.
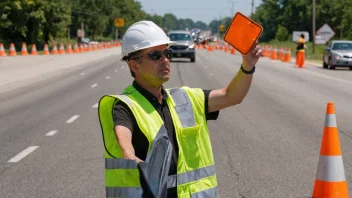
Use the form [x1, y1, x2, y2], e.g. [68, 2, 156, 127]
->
[30, 44, 37, 55]
[52, 44, 58, 55]
[59, 43, 65, 54]
[312, 102, 349, 198]
[43, 44, 50, 55]
[0, 43, 6, 56]
[21, 43, 28, 56]
[9, 43, 16, 56]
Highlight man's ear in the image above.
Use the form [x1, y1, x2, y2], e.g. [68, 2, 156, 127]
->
[128, 60, 140, 74]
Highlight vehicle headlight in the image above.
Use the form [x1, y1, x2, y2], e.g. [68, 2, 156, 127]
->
[188, 44, 195, 49]
[333, 55, 341, 60]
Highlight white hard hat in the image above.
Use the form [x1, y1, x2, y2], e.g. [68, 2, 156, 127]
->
[121, 21, 176, 60]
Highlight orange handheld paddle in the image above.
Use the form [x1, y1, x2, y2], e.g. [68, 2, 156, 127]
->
[224, 12, 263, 55]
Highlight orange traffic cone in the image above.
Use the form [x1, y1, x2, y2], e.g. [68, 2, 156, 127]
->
[66, 43, 73, 54]
[43, 44, 50, 55]
[312, 102, 349, 198]
[231, 48, 236, 55]
[9, 43, 16, 56]
[59, 43, 65, 54]
[278, 47, 283, 60]
[52, 44, 58, 55]
[270, 47, 277, 60]
[30, 44, 37, 55]
[0, 43, 6, 56]
[21, 43, 28, 56]
[224, 46, 229, 53]
[73, 43, 80, 53]
[207, 45, 213, 52]
[283, 48, 291, 62]
[80, 44, 85, 53]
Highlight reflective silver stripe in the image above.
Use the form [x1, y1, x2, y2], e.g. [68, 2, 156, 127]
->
[191, 186, 218, 198]
[105, 158, 138, 169]
[316, 155, 346, 182]
[117, 94, 133, 107]
[106, 187, 142, 197]
[177, 165, 216, 185]
[167, 175, 177, 188]
[169, 88, 196, 128]
[324, 114, 337, 127]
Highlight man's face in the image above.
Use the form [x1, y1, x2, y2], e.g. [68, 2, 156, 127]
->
[131, 45, 171, 86]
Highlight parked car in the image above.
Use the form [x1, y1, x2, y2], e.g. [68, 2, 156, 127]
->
[323, 40, 352, 69]
[168, 31, 196, 62]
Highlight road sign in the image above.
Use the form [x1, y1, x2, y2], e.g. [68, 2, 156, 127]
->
[114, 18, 125, 27]
[77, 29, 85, 38]
[219, 25, 225, 32]
[315, 23, 335, 44]
[292, 31, 309, 42]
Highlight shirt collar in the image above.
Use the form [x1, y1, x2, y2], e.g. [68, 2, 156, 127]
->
[132, 81, 168, 104]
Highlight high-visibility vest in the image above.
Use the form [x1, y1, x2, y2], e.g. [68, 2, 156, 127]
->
[99, 85, 218, 198]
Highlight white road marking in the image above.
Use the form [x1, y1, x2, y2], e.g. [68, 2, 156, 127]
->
[66, 115, 80, 124]
[114, 70, 118, 72]
[121, 66, 125, 69]
[91, 84, 98, 88]
[92, 103, 99, 108]
[8, 146, 39, 163]
[80, 73, 85, 76]
[45, 130, 58, 136]
[106, 76, 111, 79]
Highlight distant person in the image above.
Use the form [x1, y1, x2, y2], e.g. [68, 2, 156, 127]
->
[296, 34, 307, 68]
[98, 20, 262, 198]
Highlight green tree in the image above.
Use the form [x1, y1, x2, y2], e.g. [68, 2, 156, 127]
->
[276, 25, 288, 41]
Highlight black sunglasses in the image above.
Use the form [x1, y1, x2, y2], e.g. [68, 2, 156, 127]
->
[131, 49, 173, 61]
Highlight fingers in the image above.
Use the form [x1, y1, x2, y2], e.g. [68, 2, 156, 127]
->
[251, 44, 263, 57]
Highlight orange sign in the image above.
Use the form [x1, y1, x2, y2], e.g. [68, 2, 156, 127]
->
[224, 12, 263, 55]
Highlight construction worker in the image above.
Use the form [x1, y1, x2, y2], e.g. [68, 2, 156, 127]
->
[98, 21, 262, 198]
[296, 34, 306, 68]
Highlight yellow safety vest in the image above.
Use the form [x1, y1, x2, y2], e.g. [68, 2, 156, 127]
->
[99, 85, 218, 198]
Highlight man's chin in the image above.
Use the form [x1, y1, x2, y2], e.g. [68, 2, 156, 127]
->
[159, 75, 170, 83]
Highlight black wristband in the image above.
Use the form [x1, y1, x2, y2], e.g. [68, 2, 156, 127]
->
[240, 64, 255, 74]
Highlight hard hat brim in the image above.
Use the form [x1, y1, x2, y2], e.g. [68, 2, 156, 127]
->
[121, 40, 177, 61]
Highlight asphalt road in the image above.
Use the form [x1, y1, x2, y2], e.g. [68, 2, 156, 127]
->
[0, 49, 351, 198]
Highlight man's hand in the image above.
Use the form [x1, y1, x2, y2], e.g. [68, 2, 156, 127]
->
[242, 43, 263, 70]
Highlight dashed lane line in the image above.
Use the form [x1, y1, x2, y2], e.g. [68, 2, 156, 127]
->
[66, 115, 80, 124]
[91, 84, 98, 88]
[8, 146, 39, 163]
[45, 130, 58, 136]
[92, 103, 98, 108]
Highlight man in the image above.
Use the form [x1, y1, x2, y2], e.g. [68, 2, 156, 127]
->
[99, 21, 262, 198]
[296, 34, 306, 68]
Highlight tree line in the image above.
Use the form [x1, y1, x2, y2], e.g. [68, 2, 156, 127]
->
[1, 0, 350, 48]
[251, 0, 352, 42]
[0, 0, 208, 47]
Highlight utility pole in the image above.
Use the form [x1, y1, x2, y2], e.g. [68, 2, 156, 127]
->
[81, 22, 84, 42]
[312, 0, 316, 54]
[251, 0, 255, 18]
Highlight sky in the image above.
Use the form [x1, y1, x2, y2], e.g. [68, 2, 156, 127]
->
[138, 0, 262, 25]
